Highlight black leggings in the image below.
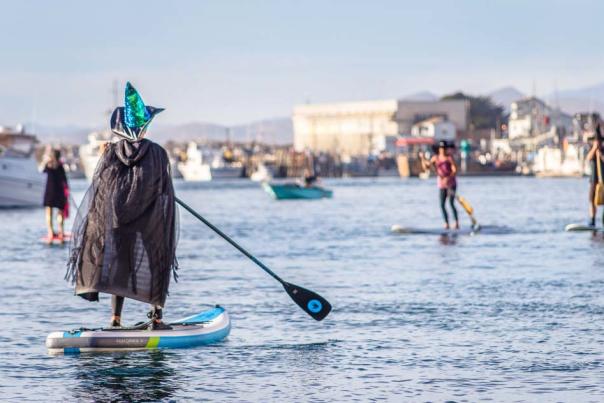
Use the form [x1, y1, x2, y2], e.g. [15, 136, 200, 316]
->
[112, 295, 162, 319]
[439, 187, 458, 224]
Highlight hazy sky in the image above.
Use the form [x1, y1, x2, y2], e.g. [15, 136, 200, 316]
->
[1, 0, 602, 126]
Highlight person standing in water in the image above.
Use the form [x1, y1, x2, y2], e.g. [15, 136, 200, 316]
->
[41, 148, 69, 244]
[420, 140, 459, 230]
[66, 82, 177, 330]
[586, 122, 604, 227]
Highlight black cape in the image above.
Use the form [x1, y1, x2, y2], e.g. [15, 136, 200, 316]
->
[66, 139, 178, 307]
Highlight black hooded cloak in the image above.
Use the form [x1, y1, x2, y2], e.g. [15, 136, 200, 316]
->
[66, 139, 178, 307]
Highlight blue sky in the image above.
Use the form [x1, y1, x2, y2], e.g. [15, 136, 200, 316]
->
[0, 0, 602, 126]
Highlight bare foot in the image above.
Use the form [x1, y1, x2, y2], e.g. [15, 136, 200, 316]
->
[444, 223, 450, 230]
[454, 222, 460, 230]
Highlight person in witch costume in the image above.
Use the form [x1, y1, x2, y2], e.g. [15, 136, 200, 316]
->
[66, 82, 178, 330]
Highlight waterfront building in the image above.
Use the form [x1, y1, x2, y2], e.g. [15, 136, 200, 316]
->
[293, 100, 399, 156]
[293, 98, 468, 156]
[396, 100, 469, 135]
[410, 117, 456, 141]
[508, 97, 573, 140]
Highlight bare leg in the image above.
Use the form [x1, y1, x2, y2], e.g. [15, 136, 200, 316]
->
[57, 211, 65, 244]
[45, 207, 54, 243]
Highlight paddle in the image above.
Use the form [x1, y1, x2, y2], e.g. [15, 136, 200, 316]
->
[175, 197, 332, 321]
[456, 195, 479, 229]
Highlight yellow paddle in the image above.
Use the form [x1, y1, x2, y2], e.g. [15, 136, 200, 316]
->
[456, 195, 479, 229]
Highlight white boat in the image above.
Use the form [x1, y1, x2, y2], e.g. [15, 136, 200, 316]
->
[533, 144, 584, 177]
[79, 131, 112, 181]
[209, 153, 244, 179]
[250, 163, 272, 182]
[0, 126, 45, 208]
[177, 142, 212, 181]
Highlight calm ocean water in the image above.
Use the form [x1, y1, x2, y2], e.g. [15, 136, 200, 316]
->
[2, 177, 604, 402]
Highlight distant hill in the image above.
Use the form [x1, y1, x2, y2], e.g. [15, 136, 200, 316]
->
[34, 124, 94, 145]
[32, 117, 293, 146]
[546, 82, 604, 115]
[230, 117, 293, 145]
[488, 86, 525, 113]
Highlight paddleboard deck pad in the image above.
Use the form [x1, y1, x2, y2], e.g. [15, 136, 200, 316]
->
[46, 306, 230, 354]
[565, 223, 604, 232]
[40, 233, 72, 244]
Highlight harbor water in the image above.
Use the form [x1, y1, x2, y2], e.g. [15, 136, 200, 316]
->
[2, 177, 604, 401]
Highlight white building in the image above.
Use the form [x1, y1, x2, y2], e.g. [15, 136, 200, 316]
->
[508, 97, 573, 139]
[411, 117, 456, 141]
[396, 100, 469, 134]
[293, 98, 469, 155]
[293, 100, 399, 156]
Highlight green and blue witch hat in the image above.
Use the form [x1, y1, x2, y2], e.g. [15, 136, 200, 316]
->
[110, 82, 164, 141]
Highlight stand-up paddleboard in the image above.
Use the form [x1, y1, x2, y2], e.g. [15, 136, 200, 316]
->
[40, 233, 72, 244]
[565, 223, 604, 232]
[391, 224, 481, 236]
[46, 305, 230, 354]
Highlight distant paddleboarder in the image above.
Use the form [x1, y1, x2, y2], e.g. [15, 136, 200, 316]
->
[41, 148, 69, 244]
[420, 140, 459, 230]
[586, 122, 604, 227]
[66, 82, 177, 330]
[303, 168, 318, 187]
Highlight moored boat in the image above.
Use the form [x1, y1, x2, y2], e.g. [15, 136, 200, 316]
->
[79, 131, 112, 181]
[0, 125, 45, 208]
[263, 182, 333, 200]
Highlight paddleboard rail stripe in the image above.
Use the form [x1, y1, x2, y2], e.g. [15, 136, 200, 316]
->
[146, 336, 160, 349]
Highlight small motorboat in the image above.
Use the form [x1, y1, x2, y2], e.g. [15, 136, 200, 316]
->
[262, 182, 333, 200]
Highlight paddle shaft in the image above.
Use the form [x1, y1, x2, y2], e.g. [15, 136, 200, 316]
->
[175, 197, 284, 285]
[456, 195, 477, 226]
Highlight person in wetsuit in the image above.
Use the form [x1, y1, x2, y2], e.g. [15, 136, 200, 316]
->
[586, 122, 604, 227]
[420, 141, 459, 230]
[41, 148, 69, 244]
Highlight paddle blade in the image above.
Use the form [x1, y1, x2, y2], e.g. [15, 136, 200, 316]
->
[283, 282, 332, 321]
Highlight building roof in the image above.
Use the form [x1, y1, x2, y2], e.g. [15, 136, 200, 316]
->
[396, 137, 434, 146]
[414, 116, 447, 126]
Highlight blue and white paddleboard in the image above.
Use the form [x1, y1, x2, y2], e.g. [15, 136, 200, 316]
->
[46, 306, 230, 354]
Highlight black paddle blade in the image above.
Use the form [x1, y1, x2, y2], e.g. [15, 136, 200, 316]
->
[282, 282, 332, 321]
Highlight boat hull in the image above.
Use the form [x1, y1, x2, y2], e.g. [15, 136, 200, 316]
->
[0, 157, 45, 207]
[263, 182, 333, 200]
[177, 161, 212, 181]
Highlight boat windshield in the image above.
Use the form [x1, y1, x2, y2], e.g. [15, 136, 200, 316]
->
[0, 133, 37, 158]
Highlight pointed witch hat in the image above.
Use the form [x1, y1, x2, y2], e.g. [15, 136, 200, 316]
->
[110, 82, 164, 141]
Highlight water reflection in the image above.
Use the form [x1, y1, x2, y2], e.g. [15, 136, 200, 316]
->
[70, 350, 179, 401]
[438, 233, 458, 246]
